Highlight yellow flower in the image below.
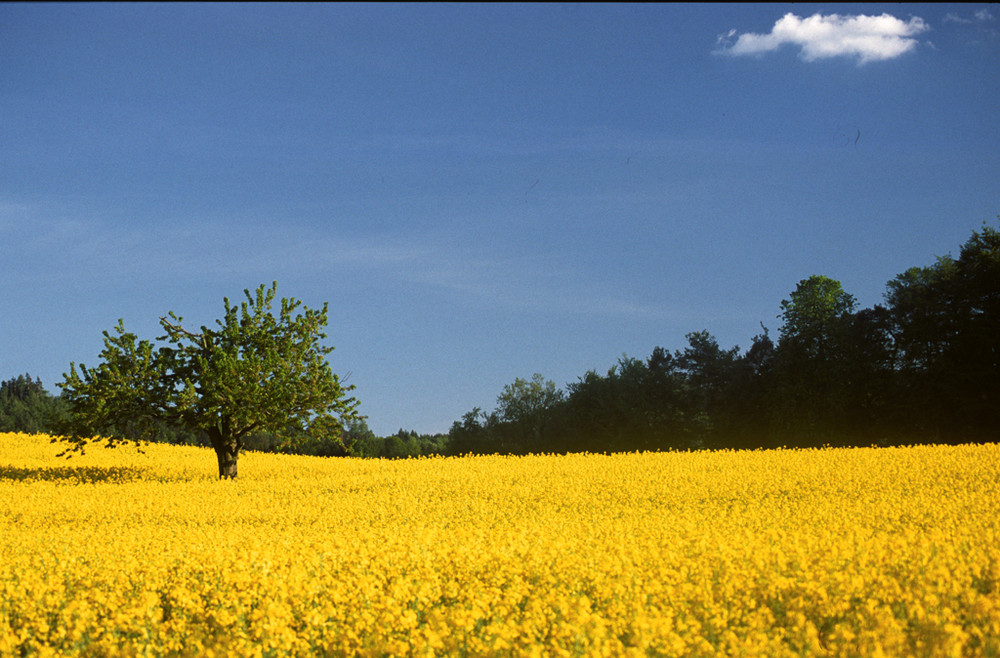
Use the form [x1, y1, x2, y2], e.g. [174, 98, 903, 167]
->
[1, 433, 998, 656]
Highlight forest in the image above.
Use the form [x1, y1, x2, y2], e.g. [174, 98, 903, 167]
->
[4, 220, 997, 456]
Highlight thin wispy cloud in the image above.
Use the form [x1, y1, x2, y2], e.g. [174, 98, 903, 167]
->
[945, 9, 995, 25]
[716, 12, 929, 64]
[944, 8, 998, 45]
[39, 204, 671, 320]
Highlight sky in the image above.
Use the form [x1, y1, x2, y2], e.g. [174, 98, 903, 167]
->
[2, 3, 998, 436]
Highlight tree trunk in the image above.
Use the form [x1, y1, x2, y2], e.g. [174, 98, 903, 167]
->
[207, 425, 240, 479]
[215, 443, 239, 479]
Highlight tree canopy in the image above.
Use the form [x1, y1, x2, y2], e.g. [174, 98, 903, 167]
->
[886, 221, 1000, 440]
[56, 283, 360, 478]
[444, 219, 999, 454]
[0, 374, 67, 434]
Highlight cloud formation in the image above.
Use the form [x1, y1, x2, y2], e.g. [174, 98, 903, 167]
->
[945, 8, 995, 25]
[717, 12, 929, 64]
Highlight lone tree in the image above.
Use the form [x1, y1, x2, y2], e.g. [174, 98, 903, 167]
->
[55, 283, 360, 478]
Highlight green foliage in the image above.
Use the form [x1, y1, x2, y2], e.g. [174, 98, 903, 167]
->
[447, 408, 494, 456]
[56, 283, 360, 477]
[778, 275, 857, 360]
[714, 327, 777, 449]
[886, 220, 1000, 441]
[0, 374, 68, 434]
[444, 216, 999, 454]
[676, 331, 741, 437]
[449, 335, 747, 456]
[559, 353, 693, 452]
[772, 276, 861, 444]
[339, 417, 377, 456]
[493, 374, 564, 453]
[495, 374, 564, 424]
[349, 425, 448, 459]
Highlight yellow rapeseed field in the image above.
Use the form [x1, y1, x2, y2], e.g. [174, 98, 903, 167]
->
[1, 432, 998, 657]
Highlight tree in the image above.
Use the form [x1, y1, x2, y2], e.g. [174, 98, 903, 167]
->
[722, 326, 778, 448]
[0, 374, 68, 434]
[676, 331, 740, 440]
[886, 220, 1000, 441]
[773, 275, 857, 443]
[56, 283, 360, 478]
[492, 374, 565, 454]
[559, 354, 694, 453]
[447, 407, 495, 456]
[778, 275, 857, 361]
[837, 305, 898, 442]
[495, 374, 563, 424]
[342, 417, 378, 457]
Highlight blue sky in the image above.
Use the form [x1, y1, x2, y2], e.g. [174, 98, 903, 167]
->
[2, 3, 998, 436]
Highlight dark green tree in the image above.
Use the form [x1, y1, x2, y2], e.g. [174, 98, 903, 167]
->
[341, 417, 378, 457]
[0, 374, 68, 434]
[721, 326, 778, 448]
[886, 220, 1000, 441]
[56, 283, 360, 478]
[447, 407, 496, 455]
[838, 305, 898, 443]
[492, 373, 564, 453]
[675, 331, 740, 441]
[560, 353, 694, 453]
[778, 275, 857, 361]
[447, 374, 566, 455]
[773, 275, 857, 444]
[495, 374, 564, 425]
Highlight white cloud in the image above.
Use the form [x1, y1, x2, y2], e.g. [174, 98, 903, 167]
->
[717, 12, 929, 64]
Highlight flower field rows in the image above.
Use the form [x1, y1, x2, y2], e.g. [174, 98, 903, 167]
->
[1, 432, 998, 656]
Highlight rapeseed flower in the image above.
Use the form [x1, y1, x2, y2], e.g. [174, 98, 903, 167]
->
[0, 433, 997, 656]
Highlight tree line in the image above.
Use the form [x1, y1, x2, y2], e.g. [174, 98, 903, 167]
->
[0, 374, 69, 435]
[0, 374, 446, 459]
[4, 220, 997, 466]
[447, 220, 999, 454]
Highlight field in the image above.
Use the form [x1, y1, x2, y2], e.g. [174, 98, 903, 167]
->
[1, 433, 998, 657]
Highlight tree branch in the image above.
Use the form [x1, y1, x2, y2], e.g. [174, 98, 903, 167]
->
[160, 317, 210, 351]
